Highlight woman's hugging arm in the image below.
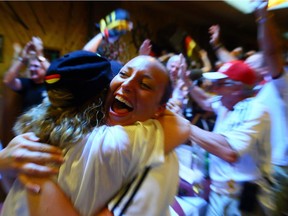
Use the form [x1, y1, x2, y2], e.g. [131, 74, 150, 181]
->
[157, 109, 191, 154]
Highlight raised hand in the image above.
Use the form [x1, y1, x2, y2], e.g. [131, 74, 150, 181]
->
[178, 53, 189, 83]
[198, 49, 208, 58]
[208, 24, 221, 46]
[31, 36, 44, 56]
[13, 43, 22, 57]
[139, 39, 152, 55]
[99, 9, 133, 43]
[20, 40, 34, 62]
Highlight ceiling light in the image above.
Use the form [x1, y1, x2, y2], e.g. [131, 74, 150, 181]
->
[224, 0, 288, 14]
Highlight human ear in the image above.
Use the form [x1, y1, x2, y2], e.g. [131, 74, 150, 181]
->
[153, 104, 166, 118]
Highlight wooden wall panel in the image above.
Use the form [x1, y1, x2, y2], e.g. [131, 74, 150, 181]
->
[0, 1, 92, 147]
[0, 1, 91, 75]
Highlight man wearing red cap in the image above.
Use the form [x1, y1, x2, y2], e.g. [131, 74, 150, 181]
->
[208, 1, 288, 214]
[182, 59, 271, 215]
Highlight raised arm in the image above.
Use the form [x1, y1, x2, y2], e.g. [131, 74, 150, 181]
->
[255, 1, 284, 78]
[138, 39, 152, 56]
[198, 49, 212, 73]
[83, 33, 104, 53]
[3, 37, 49, 90]
[209, 24, 237, 63]
[3, 41, 32, 91]
[32, 36, 50, 71]
[181, 67, 214, 112]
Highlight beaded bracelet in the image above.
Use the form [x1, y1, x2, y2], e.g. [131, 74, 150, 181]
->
[255, 14, 274, 24]
[256, 17, 268, 24]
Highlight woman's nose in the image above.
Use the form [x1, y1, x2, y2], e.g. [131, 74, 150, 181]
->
[121, 78, 135, 92]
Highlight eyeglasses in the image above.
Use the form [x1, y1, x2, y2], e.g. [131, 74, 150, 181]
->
[211, 80, 241, 87]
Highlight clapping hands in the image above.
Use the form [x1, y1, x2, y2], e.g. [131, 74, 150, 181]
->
[20, 36, 44, 61]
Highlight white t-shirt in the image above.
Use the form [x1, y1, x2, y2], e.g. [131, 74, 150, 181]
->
[109, 151, 179, 216]
[210, 98, 271, 194]
[255, 71, 288, 166]
[1, 119, 166, 216]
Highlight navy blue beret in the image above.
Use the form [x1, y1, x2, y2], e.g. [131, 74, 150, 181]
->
[45, 50, 114, 104]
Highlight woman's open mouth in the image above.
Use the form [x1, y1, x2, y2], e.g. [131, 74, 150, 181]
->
[111, 95, 133, 114]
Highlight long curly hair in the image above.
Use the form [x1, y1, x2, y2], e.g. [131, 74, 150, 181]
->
[13, 88, 108, 149]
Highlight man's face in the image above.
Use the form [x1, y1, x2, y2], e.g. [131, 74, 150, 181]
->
[106, 56, 168, 126]
[29, 59, 46, 84]
[167, 61, 180, 81]
[211, 78, 243, 110]
[167, 55, 181, 82]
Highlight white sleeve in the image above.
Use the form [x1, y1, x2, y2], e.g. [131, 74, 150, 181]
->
[220, 104, 271, 156]
[123, 119, 165, 169]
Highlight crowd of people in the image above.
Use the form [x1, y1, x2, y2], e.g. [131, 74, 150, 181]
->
[0, 1, 287, 216]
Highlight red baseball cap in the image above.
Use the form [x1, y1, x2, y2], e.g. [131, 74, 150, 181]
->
[203, 60, 257, 86]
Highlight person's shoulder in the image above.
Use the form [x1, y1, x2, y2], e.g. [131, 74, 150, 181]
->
[18, 77, 30, 81]
[19, 78, 34, 87]
[18, 77, 30, 84]
[248, 98, 271, 119]
[91, 124, 126, 135]
[14, 77, 30, 92]
[134, 119, 162, 130]
[88, 125, 130, 149]
[123, 119, 163, 140]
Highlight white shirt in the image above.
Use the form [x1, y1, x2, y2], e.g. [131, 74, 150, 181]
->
[210, 98, 271, 194]
[109, 152, 179, 216]
[1, 119, 166, 216]
[255, 71, 288, 166]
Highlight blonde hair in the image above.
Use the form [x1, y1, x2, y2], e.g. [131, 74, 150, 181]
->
[13, 88, 107, 149]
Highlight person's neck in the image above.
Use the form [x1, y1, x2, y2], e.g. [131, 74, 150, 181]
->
[223, 95, 249, 111]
